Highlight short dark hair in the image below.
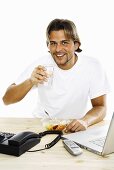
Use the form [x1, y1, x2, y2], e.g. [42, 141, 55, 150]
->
[46, 19, 82, 52]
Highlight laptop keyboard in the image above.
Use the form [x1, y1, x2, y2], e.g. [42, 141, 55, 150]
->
[89, 137, 105, 147]
[0, 132, 15, 143]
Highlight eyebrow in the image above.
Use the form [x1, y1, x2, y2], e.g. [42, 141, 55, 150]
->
[50, 40, 70, 43]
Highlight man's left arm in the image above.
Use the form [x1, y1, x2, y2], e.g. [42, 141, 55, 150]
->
[65, 94, 106, 132]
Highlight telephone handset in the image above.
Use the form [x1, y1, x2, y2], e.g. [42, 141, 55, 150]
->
[8, 131, 40, 146]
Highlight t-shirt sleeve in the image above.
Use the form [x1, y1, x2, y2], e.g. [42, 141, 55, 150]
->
[15, 61, 37, 84]
[89, 61, 110, 99]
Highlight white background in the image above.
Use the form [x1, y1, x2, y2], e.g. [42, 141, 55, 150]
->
[0, 0, 114, 118]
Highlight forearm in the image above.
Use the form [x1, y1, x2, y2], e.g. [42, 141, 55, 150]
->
[65, 95, 107, 132]
[81, 106, 106, 127]
[3, 79, 33, 105]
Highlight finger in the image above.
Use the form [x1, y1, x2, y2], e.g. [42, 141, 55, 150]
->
[37, 65, 46, 71]
[70, 123, 80, 132]
[35, 73, 45, 80]
[37, 70, 49, 78]
[37, 79, 45, 84]
[74, 123, 87, 132]
[74, 125, 83, 132]
[36, 69, 46, 76]
[65, 120, 76, 132]
[31, 74, 47, 85]
[32, 69, 47, 80]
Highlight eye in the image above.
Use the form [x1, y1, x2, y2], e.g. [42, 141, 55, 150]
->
[50, 41, 57, 46]
[62, 41, 69, 45]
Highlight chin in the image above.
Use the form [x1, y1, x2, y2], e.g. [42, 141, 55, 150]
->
[56, 61, 67, 66]
[54, 58, 67, 65]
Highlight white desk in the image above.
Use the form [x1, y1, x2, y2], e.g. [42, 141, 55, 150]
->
[0, 118, 114, 170]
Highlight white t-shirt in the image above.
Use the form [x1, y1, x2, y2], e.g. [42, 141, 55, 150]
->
[16, 53, 110, 119]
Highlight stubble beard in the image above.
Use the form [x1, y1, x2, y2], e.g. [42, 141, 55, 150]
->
[53, 53, 73, 67]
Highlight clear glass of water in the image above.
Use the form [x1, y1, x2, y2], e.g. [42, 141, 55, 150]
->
[44, 65, 54, 87]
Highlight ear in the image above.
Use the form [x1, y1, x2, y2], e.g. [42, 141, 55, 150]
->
[46, 41, 50, 53]
[46, 41, 50, 49]
[46, 41, 49, 47]
[74, 42, 80, 51]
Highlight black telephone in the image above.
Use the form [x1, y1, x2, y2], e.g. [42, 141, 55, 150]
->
[0, 130, 62, 156]
[0, 131, 40, 156]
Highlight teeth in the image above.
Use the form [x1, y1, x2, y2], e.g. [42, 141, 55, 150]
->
[57, 54, 64, 57]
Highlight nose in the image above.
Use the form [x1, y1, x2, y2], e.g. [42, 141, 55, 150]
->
[56, 43, 62, 52]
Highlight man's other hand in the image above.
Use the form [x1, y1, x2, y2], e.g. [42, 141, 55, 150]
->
[65, 119, 87, 132]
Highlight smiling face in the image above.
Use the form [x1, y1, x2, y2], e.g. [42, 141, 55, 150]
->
[47, 30, 79, 70]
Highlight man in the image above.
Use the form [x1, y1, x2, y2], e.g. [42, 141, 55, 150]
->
[2, 19, 110, 132]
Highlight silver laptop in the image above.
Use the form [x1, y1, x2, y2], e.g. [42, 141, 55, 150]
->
[63, 112, 114, 156]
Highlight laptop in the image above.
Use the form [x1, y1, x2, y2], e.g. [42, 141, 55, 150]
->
[63, 112, 114, 156]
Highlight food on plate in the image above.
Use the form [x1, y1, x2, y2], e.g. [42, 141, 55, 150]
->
[46, 124, 67, 131]
[41, 118, 70, 131]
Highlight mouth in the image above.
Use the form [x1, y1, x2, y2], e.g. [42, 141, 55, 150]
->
[55, 53, 66, 59]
